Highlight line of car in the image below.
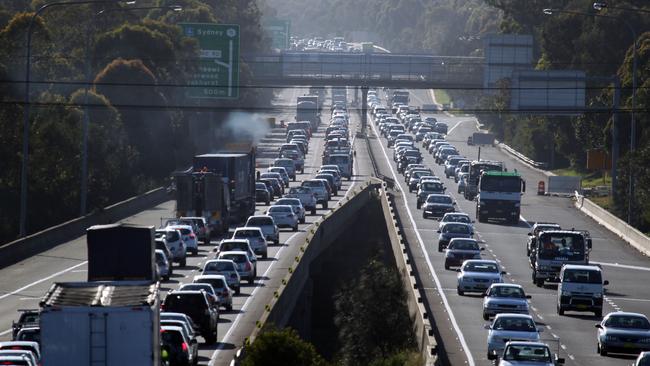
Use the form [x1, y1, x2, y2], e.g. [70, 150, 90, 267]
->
[370, 89, 650, 366]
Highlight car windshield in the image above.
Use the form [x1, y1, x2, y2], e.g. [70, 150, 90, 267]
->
[204, 261, 235, 272]
[290, 187, 311, 194]
[493, 317, 537, 331]
[247, 217, 273, 226]
[605, 315, 650, 329]
[503, 345, 550, 362]
[234, 230, 261, 238]
[464, 262, 498, 273]
[427, 195, 452, 204]
[449, 240, 478, 250]
[538, 233, 585, 260]
[443, 224, 470, 234]
[180, 284, 214, 295]
[491, 286, 526, 298]
[302, 181, 323, 187]
[405, 150, 420, 157]
[444, 214, 471, 224]
[270, 206, 291, 213]
[563, 269, 602, 284]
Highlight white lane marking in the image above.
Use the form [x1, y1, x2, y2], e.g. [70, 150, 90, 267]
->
[592, 261, 650, 272]
[210, 114, 361, 365]
[604, 296, 650, 302]
[0, 261, 88, 301]
[71, 269, 87, 273]
[446, 119, 468, 136]
[370, 118, 475, 366]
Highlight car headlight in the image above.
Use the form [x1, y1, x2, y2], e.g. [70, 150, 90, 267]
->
[561, 290, 571, 296]
[605, 335, 618, 342]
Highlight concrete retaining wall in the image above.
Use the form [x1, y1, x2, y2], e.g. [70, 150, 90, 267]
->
[574, 193, 650, 257]
[231, 180, 437, 365]
[0, 187, 169, 269]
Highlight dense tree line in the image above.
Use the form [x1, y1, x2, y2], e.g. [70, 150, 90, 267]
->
[241, 259, 420, 366]
[0, 0, 270, 243]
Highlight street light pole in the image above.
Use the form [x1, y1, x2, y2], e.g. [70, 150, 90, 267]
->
[19, 0, 127, 237]
[79, 4, 182, 216]
[543, 8, 638, 224]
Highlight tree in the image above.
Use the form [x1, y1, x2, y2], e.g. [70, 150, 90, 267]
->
[241, 327, 328, 366]
[334, 259, 416, 366]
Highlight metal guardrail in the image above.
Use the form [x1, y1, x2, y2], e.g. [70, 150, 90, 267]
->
[499, 142, 549, 170]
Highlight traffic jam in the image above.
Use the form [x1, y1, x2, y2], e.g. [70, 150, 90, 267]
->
[368, 89, 650, 365]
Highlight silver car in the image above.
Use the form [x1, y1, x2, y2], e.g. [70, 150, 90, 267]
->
[482, 283, 530, 320]
[232, 227, 268, 259]
[155, 249, 171, 281]
[597, 312, 650, 356]
[202, 259, 241, 294]
[275, 198, 306, 224]
[193, 275, 233, 311]
[245, 215, 280, 245]
[266, 205, 299, 231]
[166, 225, 198, 255]
[457, 260, 505, 296]
[155, 228, 186, 266]
[218, 251, 255, 284]
[485, 315, 542, 361]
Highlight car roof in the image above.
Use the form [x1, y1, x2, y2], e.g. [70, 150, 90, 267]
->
[194, 274, 227, 280]
[219, 251, 249, 257]
[493, 313, 533, 320]
[270, 205, 293, 209]
[604, 311, 648, 318]
[234, 227, 263, 233]
[464, 259, 498, 265]
[504, 341, 547, 347]
[489, 283, 523, 289]
[562, 264, 602, 271]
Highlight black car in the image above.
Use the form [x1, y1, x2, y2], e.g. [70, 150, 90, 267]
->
[255, 183, 271, 205]
[422, 194, 456, 219]
[162, 291, 219, 344]
[11, 309, 39, 340]
[434, 122, 448, 134]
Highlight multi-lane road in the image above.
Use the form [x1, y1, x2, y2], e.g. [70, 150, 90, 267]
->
[0, 88, 373, 365]
[1, 85, 649, 366]
[367, 88, 650, 366]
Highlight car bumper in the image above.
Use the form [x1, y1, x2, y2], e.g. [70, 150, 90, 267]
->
[559, 295, 603, 311]
[483, 307, 529, 317]
[274, 218, 297, 227]
[601, 341, 650, 354]
[458, 280, 496, 292]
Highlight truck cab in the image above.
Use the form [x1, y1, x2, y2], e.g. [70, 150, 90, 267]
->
[530, 230, 592, 287]
[557, 264, 608, 317]
[476, 171, 525, 225]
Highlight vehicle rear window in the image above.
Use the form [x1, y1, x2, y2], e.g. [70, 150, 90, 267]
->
[205, 261, 235, 272]
[164, 293, 206, 310]
[234, 230, 261, 238]
[493, 317, 536, 331]
[444, 224, 470, 234]
[220, 243, 246, 252]
[221, 254, 246, 263]
[270, 206, 291, 212]
[179, 228, 191, 235]
[563, 269, 602, 284]
[464, 262, 498, 273]
[195, 278, 226, 290]
[449, 241, 478, 250]
[161, 329, 183, 344]
[605, 315, 650, 329]
[248, 217, 273, 226]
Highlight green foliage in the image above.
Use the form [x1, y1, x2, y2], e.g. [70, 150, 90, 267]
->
[333, 259, 416, 366]
[368, 350, 422, 366]
[241, 327, 328, 366]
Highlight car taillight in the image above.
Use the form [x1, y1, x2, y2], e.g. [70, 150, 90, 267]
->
[222, 290, 229, 297]
[190, 233, 196, 239]
[160, 304, 165, 311]
[181, 342, 189, 352]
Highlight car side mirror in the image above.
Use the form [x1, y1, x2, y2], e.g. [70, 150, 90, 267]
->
[500, 271, 507, 275]
[472, 220, 476, 223]
[480, 247, 485, 251]
[436, 230, 441, 233]
[595, 324, 602, 329]
[603, 280, 609, 286]
[456, 269, 461, 272]
[526, 295, 532, 299]
[198, 268, 203, 272]
[483, 324, 491, 330]
[527, 232, 532, 236]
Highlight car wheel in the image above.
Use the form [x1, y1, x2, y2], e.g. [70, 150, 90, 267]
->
[457, 287, 464, 296]
[235, 287, 240, 295]
[293, 225, 298, 232]
[322, 202, 328, 209]
[482, 312, 489, 321]
[274, 239, 280, 245]
[311, 208, 317, 215]
[204, 334, 217, 345]
[226, 304, 233, 311]
[599, 342, 608, 356]
[263, 252, 268, 259]
[180, 258, 186, 267]
[422, 213, 428, 219]
[438, 243, 443, 252]
[557, 305, 564, 315]
[204, 238, 210, 246]
[293, 176, 296, 182]
[163, 275, 170, 281]
[416, 201, 421, 209]
[300, 218, 305, 224]
[595, 309, 602, 318]
[249, 277, 255, 285]
[444, 262, 450, 270]
[192, 249, 198, 256]
[266, 200, 270, 206]
[535, 278, 544, 287]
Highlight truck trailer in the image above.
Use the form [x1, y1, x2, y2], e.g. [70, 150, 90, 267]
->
[39, 281, 160, 366]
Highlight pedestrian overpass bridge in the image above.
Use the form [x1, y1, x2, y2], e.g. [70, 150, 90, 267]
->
[243, 51, 484, 89]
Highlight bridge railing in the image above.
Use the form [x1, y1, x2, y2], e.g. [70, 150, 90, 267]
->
[242, 52, 484, 87]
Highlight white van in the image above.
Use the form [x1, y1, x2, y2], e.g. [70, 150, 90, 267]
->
[557, 264, 608, 317]
[324, 153, 352, 180]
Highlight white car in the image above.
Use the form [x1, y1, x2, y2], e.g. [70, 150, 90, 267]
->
[273, 158, 297, 180]
[232, 227, 268, 259]
[444, 238, 483, 269]
[218, 251, 256, 284]
[496, 341, 562, 365]
[268, 167, 290, 186]
[457, 260, 505, 295]
[166, 224, 198, 255]
[201, 259, 241, 294]
[193, 274, 233, 311]
[0, 350, 38, 366]
[155, 228, 186, 266]
[275, 198, 306, 224]
[266, 205, 299, 231]
[301, 180, 330, 208]
[245, 215, 280, 245]
[483, 284, 531, 320]
[286, 186, 318, 215]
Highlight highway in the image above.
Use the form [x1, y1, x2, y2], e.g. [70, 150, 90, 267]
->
[367, 88, 650, 366]
[0, 87, 373, 365]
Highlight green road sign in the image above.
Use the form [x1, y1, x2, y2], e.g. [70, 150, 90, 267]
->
[263, 19, 290, 50]
[180, 23, 240, 99]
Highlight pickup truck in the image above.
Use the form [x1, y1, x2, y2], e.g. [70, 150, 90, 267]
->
[11, 309, 39, 341]
[285, 186, 318, 215]
[301, 180, 330, 209]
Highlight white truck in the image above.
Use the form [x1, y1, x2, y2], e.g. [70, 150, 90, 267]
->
[39, 281, 160, 366]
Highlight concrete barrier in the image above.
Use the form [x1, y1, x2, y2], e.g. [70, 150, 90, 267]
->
[574, 193, 650, 257]
[231, 180, 437, 365]
[0, 187, 169, 269]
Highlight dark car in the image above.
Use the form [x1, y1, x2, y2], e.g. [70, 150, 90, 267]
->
[597, 312, 650, 356]
[260, 177, 282, 197]
[437, 222, 474, 252]
[11, 310, 39, 341]
[162, 291, 219, 344]
[422, 194, 456, 219]
[255, 182, 271, 205]
[434, 122, 448, 134]
[161, 326, 194, 366]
